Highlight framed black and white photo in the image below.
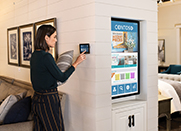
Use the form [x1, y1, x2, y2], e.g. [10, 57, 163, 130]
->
[7, 27, 19, 66]
[158, 39, 165, 62]
[34, 18, 57, 60]
[19, 24, 34, 68]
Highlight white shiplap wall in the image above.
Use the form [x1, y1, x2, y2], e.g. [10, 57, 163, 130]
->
[94, 0, 158, 130]
[0, 0, 158, 131]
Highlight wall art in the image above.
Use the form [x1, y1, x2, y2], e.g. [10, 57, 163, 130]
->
[34, 18, 57, 60]
[7, 27, 19, 66]
[158, 39, 165, 62]
[19, 24, 34, 68]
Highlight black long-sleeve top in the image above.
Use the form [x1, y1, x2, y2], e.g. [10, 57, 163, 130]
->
[30, 50, 75, 92]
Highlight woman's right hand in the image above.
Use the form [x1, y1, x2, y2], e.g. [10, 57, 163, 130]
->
[72, 51, 86, 68]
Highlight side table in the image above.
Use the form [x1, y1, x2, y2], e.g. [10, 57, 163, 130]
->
[158, 65, 169, 73]
[158, 95, 172, 131]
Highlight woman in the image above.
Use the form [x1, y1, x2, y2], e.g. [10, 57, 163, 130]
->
[30, 25, 86, 131]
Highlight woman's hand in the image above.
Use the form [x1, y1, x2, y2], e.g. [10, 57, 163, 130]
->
[72, 51, 86, 68]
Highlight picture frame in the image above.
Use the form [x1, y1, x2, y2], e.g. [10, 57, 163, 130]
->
[158, 39, 165, 62]
[19, 24, 34, 68]
[34, 18, 57, 60]
[7, 27, 19, 66]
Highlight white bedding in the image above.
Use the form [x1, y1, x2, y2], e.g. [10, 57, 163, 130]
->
[158, 79, 181, 113]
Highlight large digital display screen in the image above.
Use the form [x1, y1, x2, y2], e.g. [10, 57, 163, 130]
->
[111, 18, 140, 99]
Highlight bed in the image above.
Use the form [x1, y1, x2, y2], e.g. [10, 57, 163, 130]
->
[158, 73, 181, 113]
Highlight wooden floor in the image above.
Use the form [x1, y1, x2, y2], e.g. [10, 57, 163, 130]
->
[159, 112, 181, 131]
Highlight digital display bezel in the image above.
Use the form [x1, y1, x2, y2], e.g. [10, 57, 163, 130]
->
[79, 43, 90, 54]
[111, 17, 140, 99]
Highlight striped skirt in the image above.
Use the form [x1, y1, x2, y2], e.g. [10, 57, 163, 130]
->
[31, 88, 64, 131]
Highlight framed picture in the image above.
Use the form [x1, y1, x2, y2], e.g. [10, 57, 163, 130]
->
[7, 27, 19, 66]
[19, 24, 34, 68]
[158, 39, 165, 62]
[34, 18, 57, 60]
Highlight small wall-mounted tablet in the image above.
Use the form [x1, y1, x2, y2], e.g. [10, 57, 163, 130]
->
[79, 43, 90, 54]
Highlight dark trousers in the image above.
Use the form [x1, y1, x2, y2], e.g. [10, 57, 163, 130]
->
[31, 88, 64, 131]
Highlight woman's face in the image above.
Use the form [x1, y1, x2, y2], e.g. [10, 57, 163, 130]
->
[45, 31, 57, 48]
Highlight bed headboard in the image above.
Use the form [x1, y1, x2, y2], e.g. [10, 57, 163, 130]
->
[158, 73, 181, 82]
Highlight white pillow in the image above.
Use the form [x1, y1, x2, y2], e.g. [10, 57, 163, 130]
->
[0, 93, 24, 123]
[56, 50, 74, 86]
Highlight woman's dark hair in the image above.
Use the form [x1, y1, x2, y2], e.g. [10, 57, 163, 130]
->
[34, 25, 56, 51]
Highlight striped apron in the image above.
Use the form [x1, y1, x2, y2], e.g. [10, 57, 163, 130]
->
[31, 88, 64, 131]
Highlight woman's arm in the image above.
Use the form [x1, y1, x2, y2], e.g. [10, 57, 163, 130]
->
[72, 51, 86, 69]
[44, 53, 75, 82]
[44, 51, 86, 82]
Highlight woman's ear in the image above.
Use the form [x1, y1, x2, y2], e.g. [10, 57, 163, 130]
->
[45, 35, 49, 41]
